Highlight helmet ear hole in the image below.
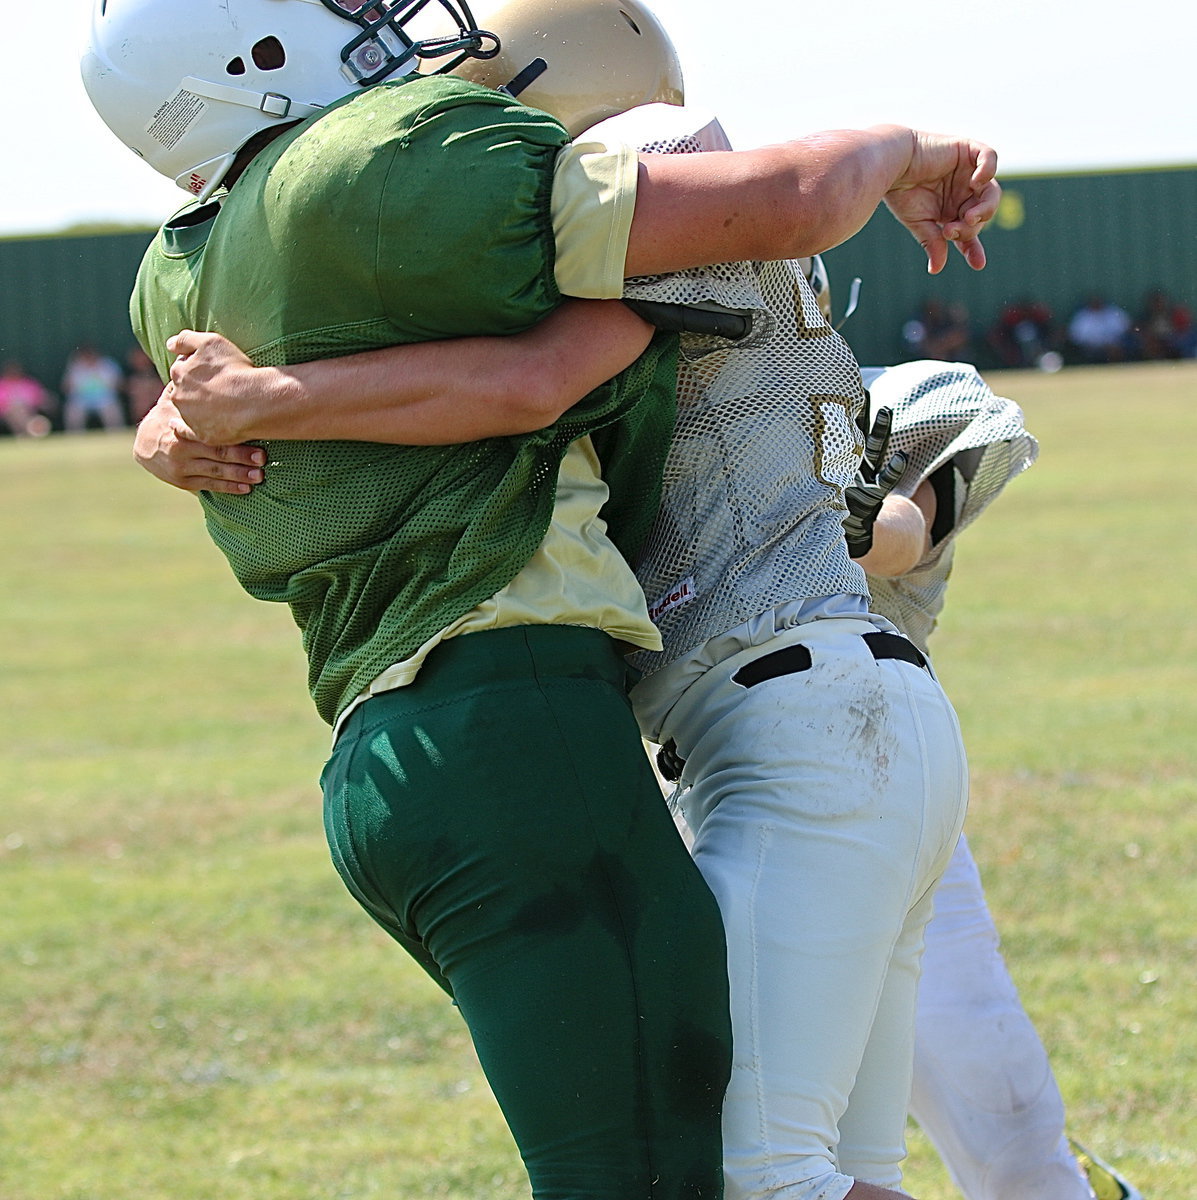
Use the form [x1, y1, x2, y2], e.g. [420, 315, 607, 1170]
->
[252, 36, 287, 71]
[619, 10, 642, 35]
[226, 57, 247, 76]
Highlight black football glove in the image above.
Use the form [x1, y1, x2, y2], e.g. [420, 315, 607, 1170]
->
[843, 404, 908, 558]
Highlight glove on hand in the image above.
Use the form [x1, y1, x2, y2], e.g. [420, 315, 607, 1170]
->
[843, 403, 908, 558]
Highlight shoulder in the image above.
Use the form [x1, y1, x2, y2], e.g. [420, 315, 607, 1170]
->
[861, 359, 1036, 494]
[588, 102, 730, 153]
[295, 76, 569, 160]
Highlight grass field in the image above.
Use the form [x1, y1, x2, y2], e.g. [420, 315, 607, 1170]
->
[3, 360, 1195, 1198]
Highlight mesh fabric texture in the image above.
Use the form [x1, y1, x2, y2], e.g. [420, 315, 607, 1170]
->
[132, 77, 677, 724]
[625, 255, 869, 675]
[861, 361, 1038, 654]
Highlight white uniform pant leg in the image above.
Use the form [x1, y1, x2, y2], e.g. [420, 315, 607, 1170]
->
[670, 629, 968, 1200]
[909, 834, 1092, 1200]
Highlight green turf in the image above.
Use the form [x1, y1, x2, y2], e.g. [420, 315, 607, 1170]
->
[3, 363, 1194, 1197]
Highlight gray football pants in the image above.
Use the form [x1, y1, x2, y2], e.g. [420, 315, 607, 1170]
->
[662, 617, 969, 1200]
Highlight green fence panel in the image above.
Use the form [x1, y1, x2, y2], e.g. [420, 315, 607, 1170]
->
[823, 164, 1197, 368]
[0, 231, 155, 396]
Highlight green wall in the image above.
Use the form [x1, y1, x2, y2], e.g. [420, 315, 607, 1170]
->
[0, 231, 154, 394]
[3, 162, 1195, 395]
[823, 163, 1197, 367]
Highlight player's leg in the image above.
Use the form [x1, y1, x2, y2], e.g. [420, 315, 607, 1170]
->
[670, 625, 966, 1200]
[323, 625, 731, 1200]
[63, 399, 86, 431]
[100, 398, 127, 429]
[834, 881, 936, 1190]
[908, 834, 1092, 1200]
[827, 654, 970, 1191]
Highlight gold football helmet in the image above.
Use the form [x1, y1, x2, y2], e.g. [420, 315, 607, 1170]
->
[449, 0, 683, 135]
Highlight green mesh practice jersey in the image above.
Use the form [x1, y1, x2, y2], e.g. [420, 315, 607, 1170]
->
[132, 76, 676, 724]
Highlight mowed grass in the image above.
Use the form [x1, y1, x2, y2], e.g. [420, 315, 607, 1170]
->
[3, 361, 1195, 1198]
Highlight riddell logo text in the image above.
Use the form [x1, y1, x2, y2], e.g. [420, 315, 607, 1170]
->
[648, 577, 697, 623]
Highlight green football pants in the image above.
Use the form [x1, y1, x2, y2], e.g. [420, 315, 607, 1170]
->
[322, 625, 731, 1200]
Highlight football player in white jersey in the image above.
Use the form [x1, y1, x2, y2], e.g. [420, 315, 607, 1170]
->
[848, 357, 1141, 1200]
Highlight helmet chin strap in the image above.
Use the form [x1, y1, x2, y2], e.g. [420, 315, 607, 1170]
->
[496, 57, 547, 100]
[184, 76, 325, 120]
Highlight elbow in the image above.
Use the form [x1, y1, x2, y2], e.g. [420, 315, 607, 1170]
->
[857, 495, 928, 578]
[860, 541, 923, 580]
[493, 373, 574, 435]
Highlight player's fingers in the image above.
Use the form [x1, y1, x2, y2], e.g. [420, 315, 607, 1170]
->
[188, 456, 264, 492]
[212, 441, 267, 469]
[943, 178, 1000, 271]
[863, 406, 894, 471]
[967, 177, 1002, 223]
[919, 230, 949, 275]
[187, 474, 254, 495]
[177, 430, 266, 473]
[875, 450, 908, 494]
[943, 214, 989, 270]
[969, 144, 999, 190]
[954, 233, 988, 271]
[187, 432, 267, 468]
[166, 416, 265, 472]
[166, 329, 201, 357]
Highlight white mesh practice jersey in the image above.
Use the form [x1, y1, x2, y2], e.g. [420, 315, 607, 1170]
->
[596, 109, 871, 676]
[860, 361, 1039, 654]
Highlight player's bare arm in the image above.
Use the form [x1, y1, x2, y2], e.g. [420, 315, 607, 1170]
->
[148, 125, 998, 485]
[626, 125, 999, 278]
[165, 298, 653, 446]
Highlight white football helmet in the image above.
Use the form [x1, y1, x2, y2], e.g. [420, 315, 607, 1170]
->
[81, 0, 499, 201]
[447, 0, 683, 136]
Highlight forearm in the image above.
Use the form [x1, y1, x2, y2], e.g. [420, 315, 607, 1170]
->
[626, 125, 916, 276]
[175, 299, 654, 445]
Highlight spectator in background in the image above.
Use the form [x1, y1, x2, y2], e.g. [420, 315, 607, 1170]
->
[986, 298, 1058, 369]
[124, 345, 164, 424]
[0, 360, 53, 437]
[1066, 294, 1136, 363]
[1136, 289, 1197, 360]
[902, 298, 972, 361]
[61, 344, 126, 432]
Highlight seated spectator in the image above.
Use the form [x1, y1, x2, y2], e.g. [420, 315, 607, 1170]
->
[986, 298, 1057, 368]
[1066, 294, 1136, 363]
[1137, 289, 1197, 360]
[62, 344, 126, 432]
[0, 360, 53, 437]
[902, 298, 972, 361]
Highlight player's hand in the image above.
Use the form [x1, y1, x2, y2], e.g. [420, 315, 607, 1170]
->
[167, 329, 274, 445]
[843, 405, 908, 558]
[134, 393, 265, 495]
[883, 130, 1000, 274]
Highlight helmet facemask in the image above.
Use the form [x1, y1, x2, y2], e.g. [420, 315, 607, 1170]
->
[317, 0, 498, 86]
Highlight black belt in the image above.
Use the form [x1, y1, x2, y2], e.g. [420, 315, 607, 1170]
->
[655, 632, 928, 783]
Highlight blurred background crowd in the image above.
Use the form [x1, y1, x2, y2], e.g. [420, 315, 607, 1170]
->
[0, 342, 159, 438]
